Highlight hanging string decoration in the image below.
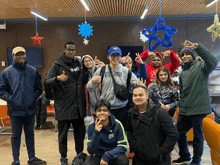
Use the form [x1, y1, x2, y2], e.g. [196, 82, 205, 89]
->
[207, 2, 220, 42]
[78, 9, 93, 45]
[31, 16, 44, 45]
[141, 0, 177, 51]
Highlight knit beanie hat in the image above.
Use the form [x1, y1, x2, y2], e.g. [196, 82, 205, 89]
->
[179, 48, 198, 59]
[82, 55, 93, 62]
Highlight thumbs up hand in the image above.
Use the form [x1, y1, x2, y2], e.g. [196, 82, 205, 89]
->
[92, 72, 101, 84]
[57, 70, 68, 82]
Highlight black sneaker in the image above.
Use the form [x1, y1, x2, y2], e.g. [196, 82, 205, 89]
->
[60, 157, 68, 165]
[172, 157, 191, 164]
[11, 162, 20, 165]
[28, 157, 47, 165]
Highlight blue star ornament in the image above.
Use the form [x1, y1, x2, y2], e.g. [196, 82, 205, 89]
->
[142, 17, 177, 51]
[78, 22, 93, 38]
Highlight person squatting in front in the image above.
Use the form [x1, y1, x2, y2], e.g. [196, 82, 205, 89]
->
[85, 99, 129, 165]
[127, 85, 179, 165]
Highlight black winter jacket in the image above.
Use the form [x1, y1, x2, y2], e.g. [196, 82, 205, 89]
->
[44, 53, 88, 121]
[127, 99, 178, 164]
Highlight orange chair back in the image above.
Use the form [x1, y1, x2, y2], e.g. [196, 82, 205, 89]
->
[203, 117, 220, 164]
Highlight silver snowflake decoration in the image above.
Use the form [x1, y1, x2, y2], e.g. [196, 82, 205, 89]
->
[140, 31, 149, 43]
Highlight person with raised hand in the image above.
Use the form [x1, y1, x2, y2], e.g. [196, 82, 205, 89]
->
[85, 99, 129, 165]
[44, 41, 89, 165]
[172, 40, 218, 165]
[87, 46, 137, 131]
[136, 48, 180, 87]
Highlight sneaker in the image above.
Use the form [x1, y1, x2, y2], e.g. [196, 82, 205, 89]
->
[28, 157, 47, 165]
[11, 162, 20, 165]
[60, 157, 68, 165]
[172, 157, 191, 164]
[128, 152, 135, 159]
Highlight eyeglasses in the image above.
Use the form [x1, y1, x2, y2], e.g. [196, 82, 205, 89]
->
[152, 59, 160, 62]
[66, 49, 76, 52]
[14, 52, 26, 56]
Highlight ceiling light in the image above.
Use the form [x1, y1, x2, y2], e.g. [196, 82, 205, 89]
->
[80, 0, 90, 11]
[30, 9, 48, 21]
[206, 0, 219, 7]
[141, 5, 149, 19]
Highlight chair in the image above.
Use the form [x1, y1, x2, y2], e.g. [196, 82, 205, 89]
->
[0, 104, 25, 146]
[47, 104, 58, 132]
[202, 117, 220, 165]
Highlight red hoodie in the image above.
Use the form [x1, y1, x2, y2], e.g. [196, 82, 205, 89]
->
[139, 49, 180, 87]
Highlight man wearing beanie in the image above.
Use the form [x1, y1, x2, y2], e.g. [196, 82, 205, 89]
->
[172, 41, 218, 165]
[85, 99, 128, 165]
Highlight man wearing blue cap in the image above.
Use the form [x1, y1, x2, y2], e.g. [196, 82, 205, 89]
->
[172, 41, 218, 165]
[87, 46, 137, 130]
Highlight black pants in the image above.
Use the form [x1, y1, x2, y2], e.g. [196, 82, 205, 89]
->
[10, 115, 35, 162]
[58, 118, 85, 158]
[111, 106, 128, 130]
[85, 154, 129, 165]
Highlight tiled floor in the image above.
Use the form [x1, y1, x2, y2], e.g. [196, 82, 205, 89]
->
[0, 117, 212, 165]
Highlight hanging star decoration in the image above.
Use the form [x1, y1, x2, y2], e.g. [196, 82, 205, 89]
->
[140, 31, 149, 43]
[83, 38, 89, 45]
[207, 14, 220, 42]
[31, 31, 43, 45]
[78, 22, 93, 39]
[141, 17, 177, 52]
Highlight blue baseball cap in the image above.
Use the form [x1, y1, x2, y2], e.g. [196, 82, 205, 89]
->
[108, 46, 122, 56]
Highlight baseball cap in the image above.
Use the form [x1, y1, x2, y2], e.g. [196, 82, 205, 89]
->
[12, 46, 26, 55]
[108, 46, 122, 56]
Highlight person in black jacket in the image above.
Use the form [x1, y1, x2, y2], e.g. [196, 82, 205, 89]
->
[0, 46, 46, 165]
[44, 41, 89, 165]
[127, 85, 179, 165]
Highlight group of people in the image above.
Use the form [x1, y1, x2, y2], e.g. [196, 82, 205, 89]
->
[0, 40, 217, 165]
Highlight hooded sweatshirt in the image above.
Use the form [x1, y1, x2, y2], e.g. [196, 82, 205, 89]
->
[139, 50, 180, 87]
[87, 114, 127, 163]
[87, 64, 137, 109]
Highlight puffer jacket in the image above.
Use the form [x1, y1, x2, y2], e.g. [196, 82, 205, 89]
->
[44, 53, 88, 121]
[127, 99, 178, 164]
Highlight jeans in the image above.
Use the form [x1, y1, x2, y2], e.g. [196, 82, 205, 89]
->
[177, 114, 207, 164]
[10, 115, 35, 161]
[85, 154, 129, 165]
[58, 118, 85, 158]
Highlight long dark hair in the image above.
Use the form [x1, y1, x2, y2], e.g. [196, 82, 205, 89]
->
[155, 67, 175, 88]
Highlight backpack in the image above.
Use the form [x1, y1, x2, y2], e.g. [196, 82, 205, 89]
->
[72, 153, 87, 165]
[44, 82, 54, 100]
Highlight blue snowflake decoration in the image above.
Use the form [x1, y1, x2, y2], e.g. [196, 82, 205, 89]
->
[78, 22, 93, 38]
[142, 17, 177, 51]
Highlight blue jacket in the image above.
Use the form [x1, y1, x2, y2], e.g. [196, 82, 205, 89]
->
[0, 62, 42, 116]
[87, 114, 127, 163]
